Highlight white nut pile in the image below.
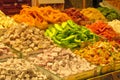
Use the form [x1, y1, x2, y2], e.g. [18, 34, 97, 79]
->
[28, 45, 96, 77]
[0, 43, 16, 59]
[0, 58, 48, 80]
[1, 24, 53, 56]
[0, 10, 18, 29]
[108, 19, 120, 34]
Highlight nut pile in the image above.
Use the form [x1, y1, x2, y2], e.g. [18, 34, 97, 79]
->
[0, 10, 18, 29]
[0, 43, 17, 59]
[108, 19, 120, 34]
[1, 24, 54, 56]
[0, 58, 48, 80]
[81, 8, 106, 21]
[28, 45, 96, 77]
[63, 8, 89, 25]
[108, 20, 120, 44]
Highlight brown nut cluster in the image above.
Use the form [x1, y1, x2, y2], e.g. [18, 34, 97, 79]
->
[63, 8, 90, 25]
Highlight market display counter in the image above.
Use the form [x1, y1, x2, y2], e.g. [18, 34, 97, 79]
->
[0, 2, 120, 80]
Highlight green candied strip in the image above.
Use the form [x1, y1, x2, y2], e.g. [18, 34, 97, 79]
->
[80, 27, 90, 33]
[74, 37, 81, 43]
[90, 33, 99, 41]
[56, 33, 66, 40]
[47, 20, 100, 49]
[61, 39, 78, 48]
[76, 32, 88, 41]
[61, 35, 75, 41]
[45, 24, 57, 38]
[54, 24, 63, 31]
[45, 29, 53, 37]
[66, 43, 78, 48]
[61, 21, 67, 29]
[61, 25, 70, 34]
[52, 36, 61, 45]
[67, 20, 80, 29]
[49, 27, 57, 35]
